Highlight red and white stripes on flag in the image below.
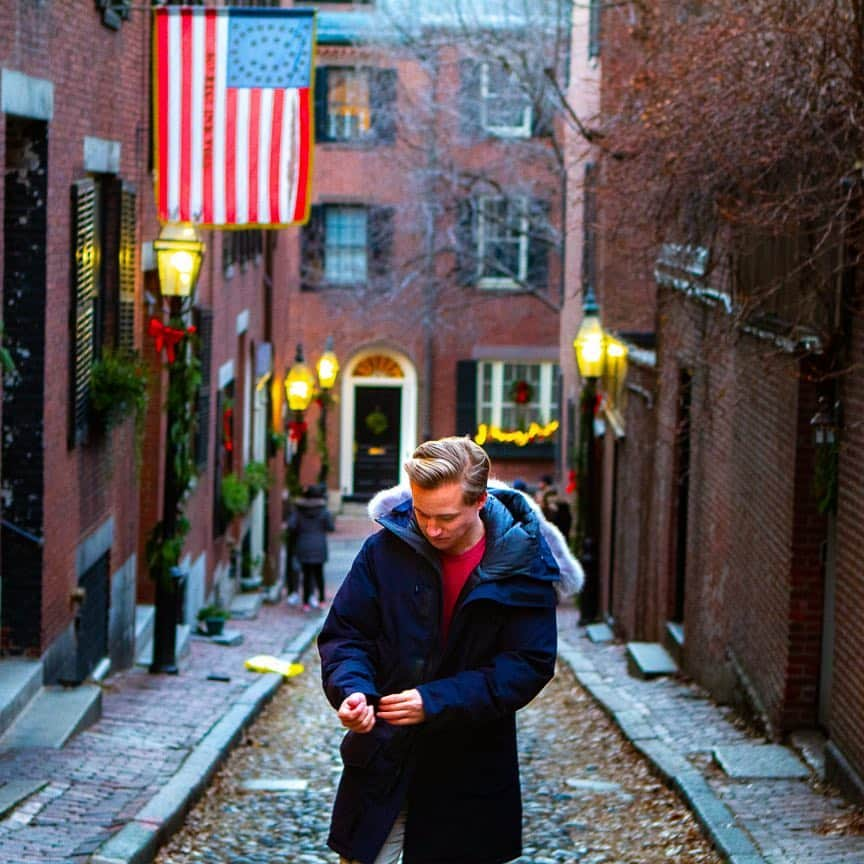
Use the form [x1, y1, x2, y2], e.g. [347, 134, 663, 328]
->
[153, 6, 315, 228]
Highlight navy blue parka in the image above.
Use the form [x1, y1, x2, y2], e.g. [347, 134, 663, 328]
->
[318, 486, 561, 864]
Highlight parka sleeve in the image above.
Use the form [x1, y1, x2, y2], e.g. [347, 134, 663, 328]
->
[416, 589, 557, 730]
[318, 540, 383, 711]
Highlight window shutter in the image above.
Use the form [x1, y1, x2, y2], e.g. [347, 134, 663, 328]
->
[531, 83, 555, 138]
[455, 360, 478, 437]
[526, 198, 552, 290]
[368, 205, 394, 290]
[314, 67, 331, 143]
[300, 204, 325, 291]
[455, 197, 477, 286]
[459, 59, 483, 140]
[588, 0, 602, 59]
[70, 178, 98, 445]
[370, 67, 397, 144]
[194, 307, 213, 471]
[118, 183, 137, 351]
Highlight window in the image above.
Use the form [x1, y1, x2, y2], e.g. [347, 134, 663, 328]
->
[480, 62, 532, 138]
[301, 203, 394, 290]
[328, 69, 371, 139]
[315, 66, 396, 144]
[325, 206, 368, 284]
[477, 196, 529, 287]
[222, 230, 263, 278]
[477, 362, 560, 430]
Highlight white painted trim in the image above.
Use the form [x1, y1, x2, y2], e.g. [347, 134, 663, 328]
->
[141, 242, 156, 272]
[236, 309, 249, 334]
[339, 349, 418, 496]
[218, 359, 235, 390]
[1, 68, 54, 120]
[84, 137, 121, 174]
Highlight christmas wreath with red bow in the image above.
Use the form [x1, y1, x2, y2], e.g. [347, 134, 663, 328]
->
[509, 379, 534, 405]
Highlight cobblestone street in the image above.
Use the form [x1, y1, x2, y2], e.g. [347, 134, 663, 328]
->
[155, 643, 721, 864]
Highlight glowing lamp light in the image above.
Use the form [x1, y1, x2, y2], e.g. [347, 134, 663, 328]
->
[154, 223, 205, 297]
[285, 345, 315, 412]
[574, 300, 606, 380]
[316, 337, 340, 390]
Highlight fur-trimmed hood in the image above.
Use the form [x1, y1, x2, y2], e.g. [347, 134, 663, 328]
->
[368, 480, 584, 598]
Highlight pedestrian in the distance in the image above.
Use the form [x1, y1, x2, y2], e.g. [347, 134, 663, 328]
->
[289, 483, 334, 611]
[318, 436, 583, 864]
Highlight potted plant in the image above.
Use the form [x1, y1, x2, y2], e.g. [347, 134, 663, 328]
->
[221, 472, 251, 519]
[89, 349, 149, 433]
[196, 603, 230, 636]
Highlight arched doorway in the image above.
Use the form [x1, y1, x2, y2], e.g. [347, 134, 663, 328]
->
[340, 350, 417, 500]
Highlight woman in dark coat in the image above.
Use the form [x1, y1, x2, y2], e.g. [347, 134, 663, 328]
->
[289, 483, 334, 609]
[318, 474, 582, 864]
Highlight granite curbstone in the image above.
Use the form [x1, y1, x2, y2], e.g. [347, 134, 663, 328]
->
[88, 615, 325, 864]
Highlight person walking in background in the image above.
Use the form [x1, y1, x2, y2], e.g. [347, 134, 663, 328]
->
[289, 483, 335, 611]
[318, 436, 583, 864]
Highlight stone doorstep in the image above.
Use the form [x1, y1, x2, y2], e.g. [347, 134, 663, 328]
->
[229, 591, 262, 620]
[0, 683, 102, 749]
[0, 659, 43, 738]
[0, 779, 48, 818]
[585, 622, 615, 643]
[713, 743, 811, 780]
[626, 641, 679, 679]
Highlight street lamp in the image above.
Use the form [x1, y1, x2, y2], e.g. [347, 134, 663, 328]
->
[315, 336, 340, 483]
[150, 222, 205, 674]
[285, 344, 314, 495]
[573, 286, 605, 625]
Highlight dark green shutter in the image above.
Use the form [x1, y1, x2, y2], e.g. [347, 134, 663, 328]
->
[526, 198, 551, 290]
[369, 205, 394, 290]
[459, 59, 483, 140]
[455, 360, 478, 437]
[314, 67, 331, 142]
[118, 183, 137, 351]
[301, 204, 325, 291]
[370, 67, 397, 144]
[589, 0, 601, 58]
[455, 197, 477, 286]
[582, 163, 597, 292]
[194, 307, 213, 470]
[70, 178, 97, 445]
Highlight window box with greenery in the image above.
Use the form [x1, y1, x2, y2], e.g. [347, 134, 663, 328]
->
[221, 472, 251, 520]
[89, 349, 149, 435]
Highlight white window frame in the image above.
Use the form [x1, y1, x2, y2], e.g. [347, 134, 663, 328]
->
[476, 361, 559, 429]
[477, 195, 529, 289]
[479, 62, 532, 138]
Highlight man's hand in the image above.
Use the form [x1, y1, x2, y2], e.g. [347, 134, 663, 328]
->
[338, 692, 376, 733]
[377, 689, 426, 726]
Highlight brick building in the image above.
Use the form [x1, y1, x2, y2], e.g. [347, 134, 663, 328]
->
[278, 1, 572, 497]
[581, 0, 864, 801]
[0, 1, 289, 689]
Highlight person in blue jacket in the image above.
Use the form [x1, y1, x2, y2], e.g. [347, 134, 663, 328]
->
[318, 436, 583, 864]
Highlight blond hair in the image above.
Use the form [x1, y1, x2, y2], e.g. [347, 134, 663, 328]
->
[404, 436, 490, 504]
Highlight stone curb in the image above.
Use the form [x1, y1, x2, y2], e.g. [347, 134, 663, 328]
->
[557, 635, 768, 864]
[89, 615, 325, 864]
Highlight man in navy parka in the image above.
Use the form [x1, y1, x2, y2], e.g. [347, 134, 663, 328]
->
[318, 437, 583, 864]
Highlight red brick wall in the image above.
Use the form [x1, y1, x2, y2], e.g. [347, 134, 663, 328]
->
[831, 297, 864, 787]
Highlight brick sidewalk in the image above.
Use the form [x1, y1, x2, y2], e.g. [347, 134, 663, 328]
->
[0, 517, 374, 864]
[556, 603, 864, 864]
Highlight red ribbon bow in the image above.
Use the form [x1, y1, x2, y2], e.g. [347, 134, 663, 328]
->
[288, 420, 308, 443]
[147, 318, 196, 363]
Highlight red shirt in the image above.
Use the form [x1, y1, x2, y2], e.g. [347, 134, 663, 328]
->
[440, 535, 486, 643]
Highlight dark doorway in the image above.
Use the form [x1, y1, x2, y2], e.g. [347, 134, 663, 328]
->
[75, 554, 110, 683]
[671, 369, 693, 623]
[353, 386, 401, 500]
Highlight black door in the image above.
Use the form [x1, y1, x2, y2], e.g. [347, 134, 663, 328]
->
[353, 386, 401, 500]
[75, 554, 110, 683]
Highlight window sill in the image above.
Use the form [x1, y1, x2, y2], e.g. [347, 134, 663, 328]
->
[477, 278, 524, 291]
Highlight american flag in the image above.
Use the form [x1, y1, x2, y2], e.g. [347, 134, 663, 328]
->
[153, 6, 315, 228]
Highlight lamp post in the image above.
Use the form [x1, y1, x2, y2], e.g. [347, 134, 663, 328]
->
[315, 336, 340, 484]
[573, 286, 606, 625]
[150, 222, 204, 674]
[285, 344, 315, 495]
